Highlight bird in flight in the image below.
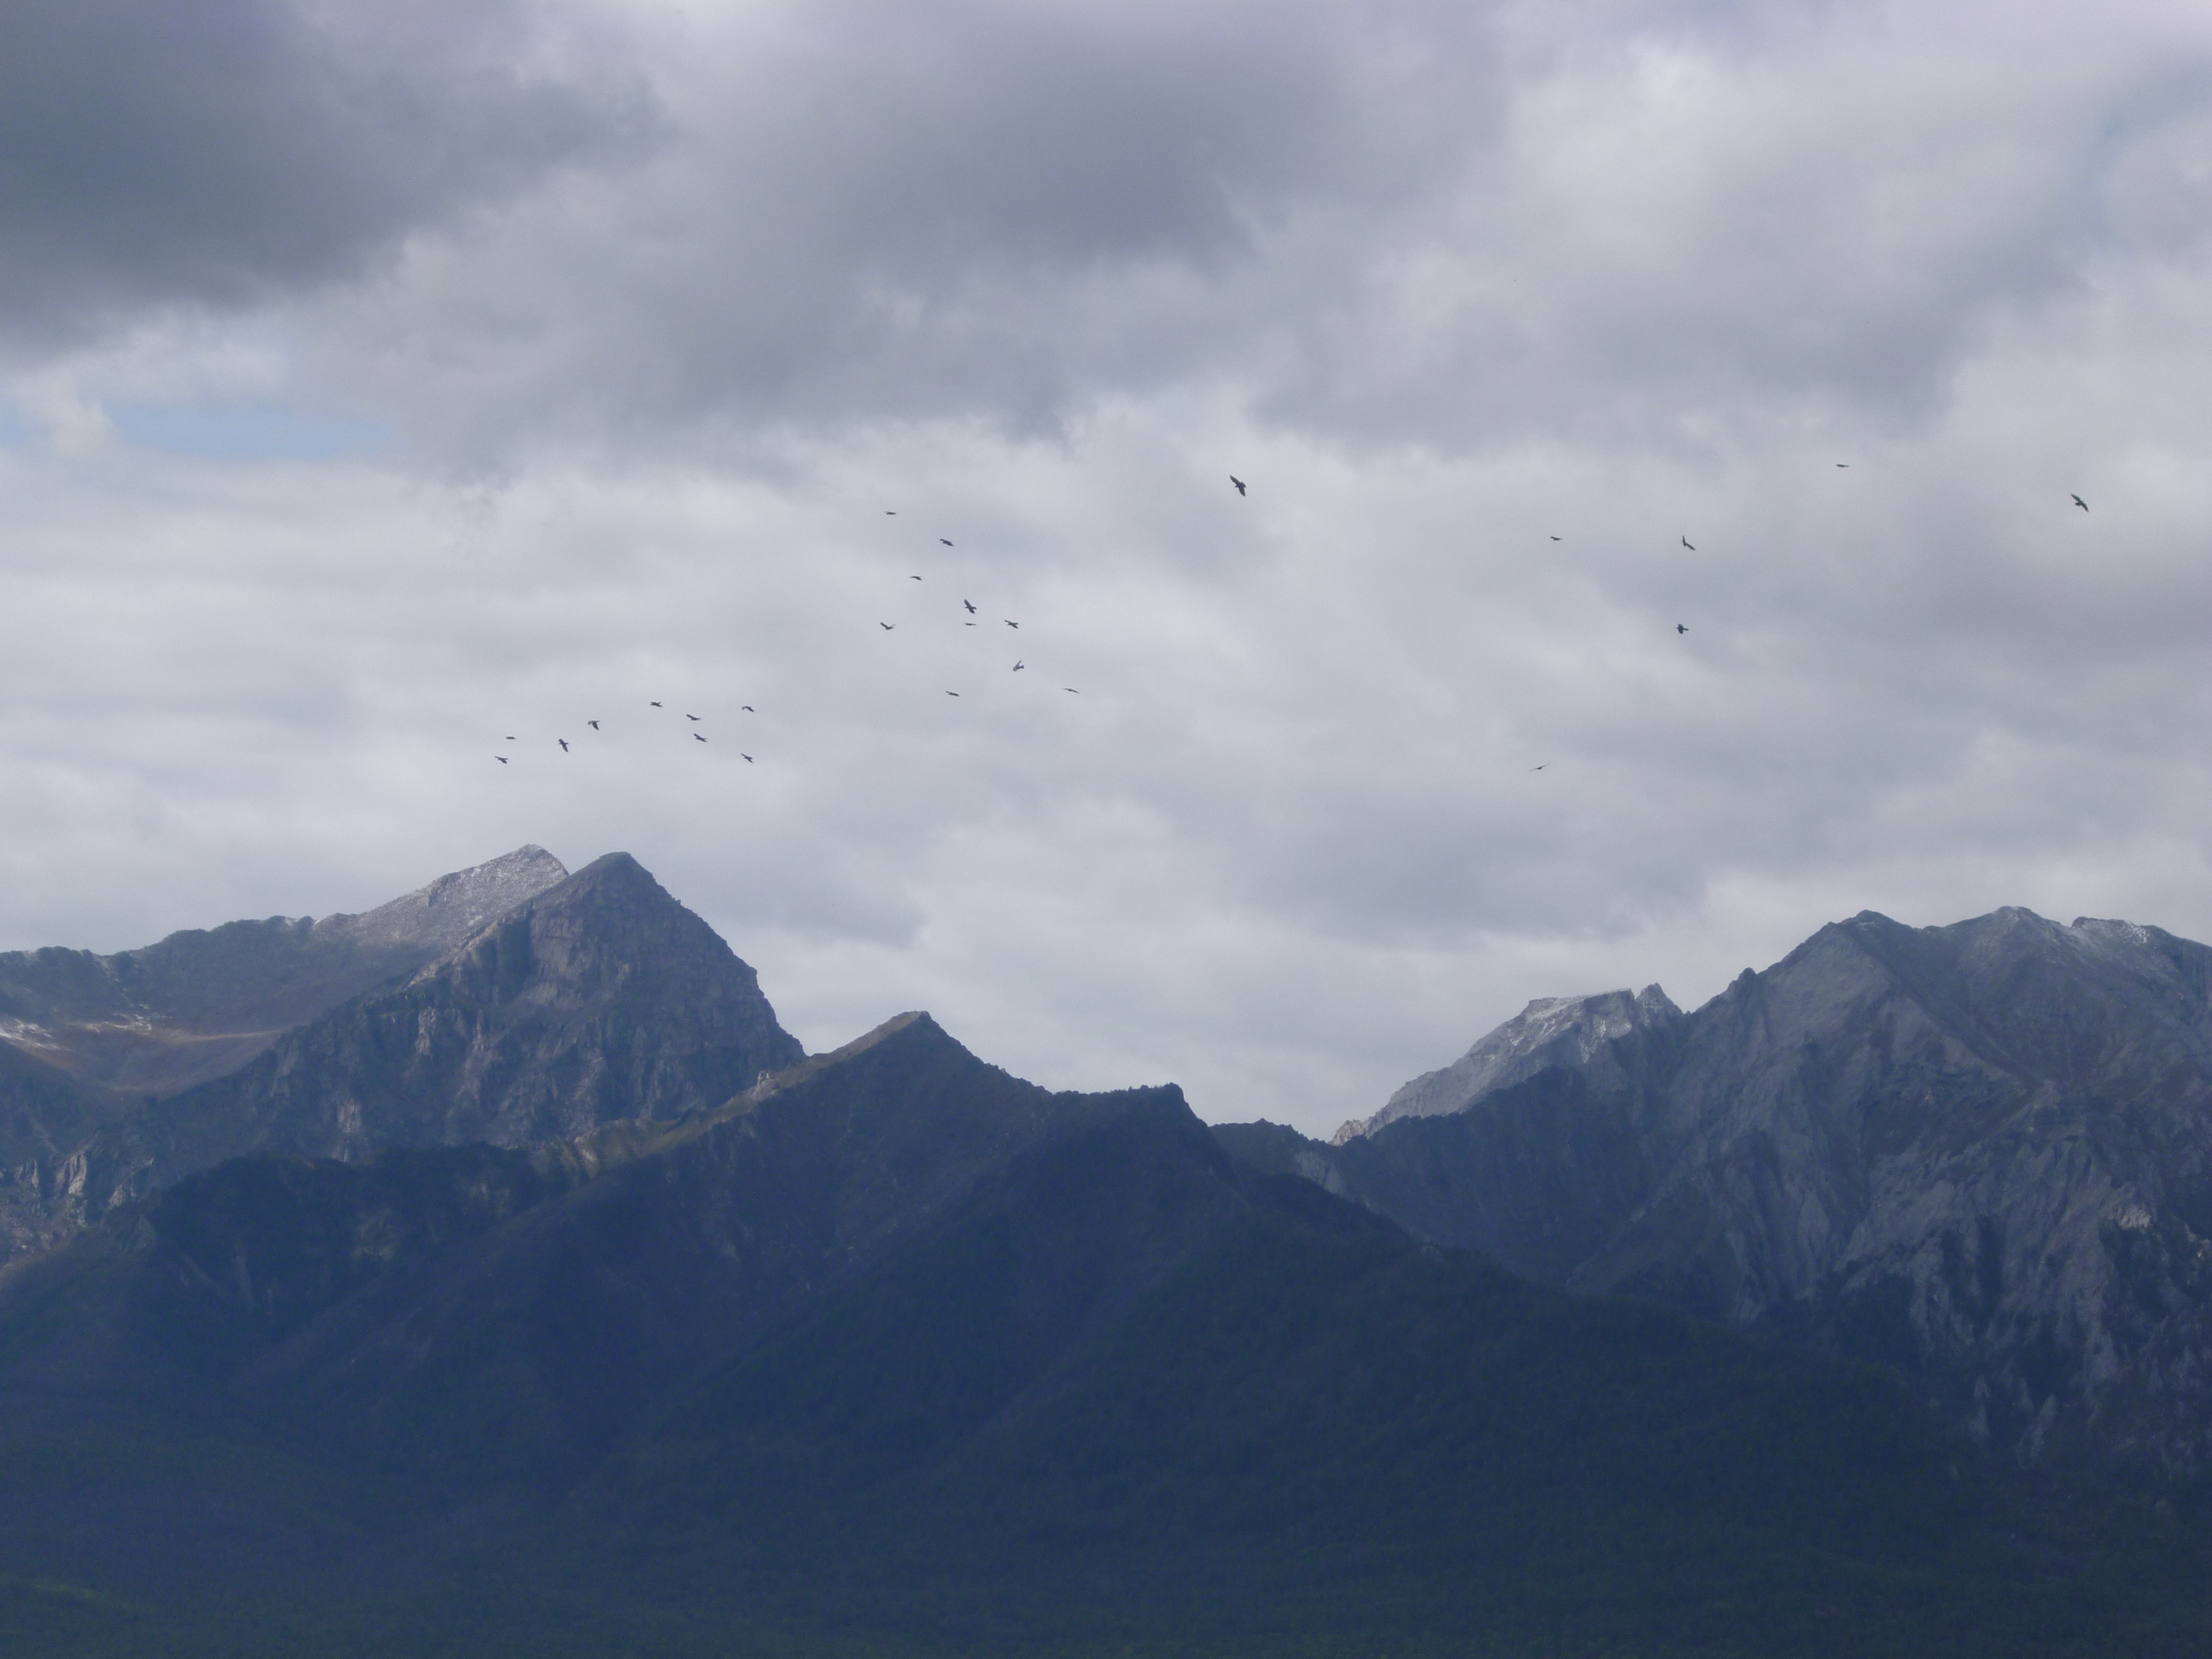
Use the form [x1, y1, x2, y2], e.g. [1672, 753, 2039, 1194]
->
[963, 600, 976, 614]
[496, 756, 508, 764]
[946, 690, 961, 697]
[1549, 536, 1562, 542]
[558, 738, 569, 752]
[741, 754, 753, 763]
[686, 713, 701, 721]
[505, 735, 516, 741]
[1012, 661, 1025, 671]
[1682, 537, 1695, 550]
[650, 701, 662, 708]
[880, 622, 895, 631]
[587, 720, 600, 730]
[1530, 764, 1547, 772]
[1005, 619, 1019, 629]
[911, 575, 923, 582]
[1231, 476, 1247, 496]
[1676, 624, 1689, 635]
[741, 705, 754, 713]
[2072, 494, 2089, 511]
[941, 538, 954, 547]
[1837, 462, 1849, 468]
[885, 511, 897, 516]
[1063, 687, 1079, 693]
[694, 733, 707, 742]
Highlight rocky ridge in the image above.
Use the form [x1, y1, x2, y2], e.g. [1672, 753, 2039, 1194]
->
[1225, 906, 2212, 1472]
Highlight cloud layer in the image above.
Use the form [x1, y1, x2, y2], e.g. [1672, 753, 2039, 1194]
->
[3, 0, 2210, 1133]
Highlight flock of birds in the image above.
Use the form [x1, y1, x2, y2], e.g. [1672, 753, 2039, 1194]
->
[493, 474, 2099, 772]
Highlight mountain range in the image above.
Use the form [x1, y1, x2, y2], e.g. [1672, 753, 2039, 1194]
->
[2, 850, 2210, 1656]
[1220, 906, 2212, 1480]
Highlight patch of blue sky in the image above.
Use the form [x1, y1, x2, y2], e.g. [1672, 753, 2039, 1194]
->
[0, 400, 39, 450]
[110, 401, 390, 462]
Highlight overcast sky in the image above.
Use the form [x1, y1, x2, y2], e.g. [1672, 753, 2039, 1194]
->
[4, 0, 2210, 1134]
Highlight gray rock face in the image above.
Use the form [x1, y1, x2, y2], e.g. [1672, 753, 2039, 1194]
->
[1247, 907, 2212, 1473]
[0, 845, 570, 1102]
[0, 848, 802, 1263]
[1334, 984, 1681, 1142]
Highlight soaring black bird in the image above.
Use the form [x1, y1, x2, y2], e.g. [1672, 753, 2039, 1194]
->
[587, 720, 600, 730]
[1063, 687, 1078, 693]
[505, 736, 516, 741]
[694, 733, 707, 742]
[1005, 619, 1019, 629]
[496, 756, 508, 764]
[1676, 624, 1688, 635]
[1682, 537, 1695, 550]
[963, 600, 976, 614]
[946, 690, 961, 697]
[1549, 535, 1562, 541]
[880, 622, 895, 630]
[686, 713, 701, 721]
[911, 575, 923, 581]
[1012, 661, 1025, 671]
[558, 738, 569, 751]
[1530, 764, 1546, 772]
[650, 701, 662, 707]
[741, 754, 753, 762]
[741, 705, 754, 713]
[1837, 462, 1849, 467]
[941, 538, 954, 547]
[2073, 494, 2089, 511]
[885, 511, 896, 515]
[1230, 476, 1247, 496]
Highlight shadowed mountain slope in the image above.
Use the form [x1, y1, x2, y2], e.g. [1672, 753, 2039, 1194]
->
[1230, 907, 2212, 1473]
[0, 1012, 2135, 1659]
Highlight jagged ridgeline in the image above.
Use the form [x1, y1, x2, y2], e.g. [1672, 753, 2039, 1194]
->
[1221, 908, 2212, 1481]
[1, 858, 2210, 1656]
[0, 847, 803, 1260]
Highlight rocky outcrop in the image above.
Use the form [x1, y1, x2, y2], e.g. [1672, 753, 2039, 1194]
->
[0, 845, 570, 1102]
[0, 848, 803, 1263]
[1239, 907, 2212, 1473]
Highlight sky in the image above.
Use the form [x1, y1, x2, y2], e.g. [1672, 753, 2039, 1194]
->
[3, 0, 2210, 1136]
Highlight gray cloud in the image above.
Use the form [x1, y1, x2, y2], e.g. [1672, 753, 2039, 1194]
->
[0, 0, 650, 349]
[4, 2, 2212, 1136]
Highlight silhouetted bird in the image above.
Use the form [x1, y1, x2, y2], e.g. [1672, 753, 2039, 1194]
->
[1682, 537, 1695, 549]
[496, 756, 508, 764]
[911, 575, 923, 581]
[587, 720, 600, 730]
[505, 736, 516, 740]
[1063, 687, 1078, 693]
[558, 738, 569, 751]
[886, 511, 896, 515]
[687, 713, 701, 721]
[1530, 764, 1546, 772]
[880, 622, 895, 630]
[694, 733, 706, 742]
[1005, 620, 1019, 629]
[1549, 536, 1562, 541]
[941, 538, 953, 546]
[2073, 494, 2089, 511]
[741, 705, 754, 713]
[1013, 661, 1025, 671]
[1676, 624, 1688, 635]
[1837, 462, 1849, 467]
[741, 754, 753, 762]
[1231, 476, 1247, 496]
[963, 600, 976, 614]
[947, 690, 961, 697]
[651, 701, 662, 707]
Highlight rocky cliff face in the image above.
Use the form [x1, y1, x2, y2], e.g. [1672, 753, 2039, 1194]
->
[0, 847, 802, 1263]
[1238, 907, 2212, 1472]
[0, 845, 570, 1102]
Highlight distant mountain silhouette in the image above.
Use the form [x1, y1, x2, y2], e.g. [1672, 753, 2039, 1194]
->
[1224, 907, 2212, 1476]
